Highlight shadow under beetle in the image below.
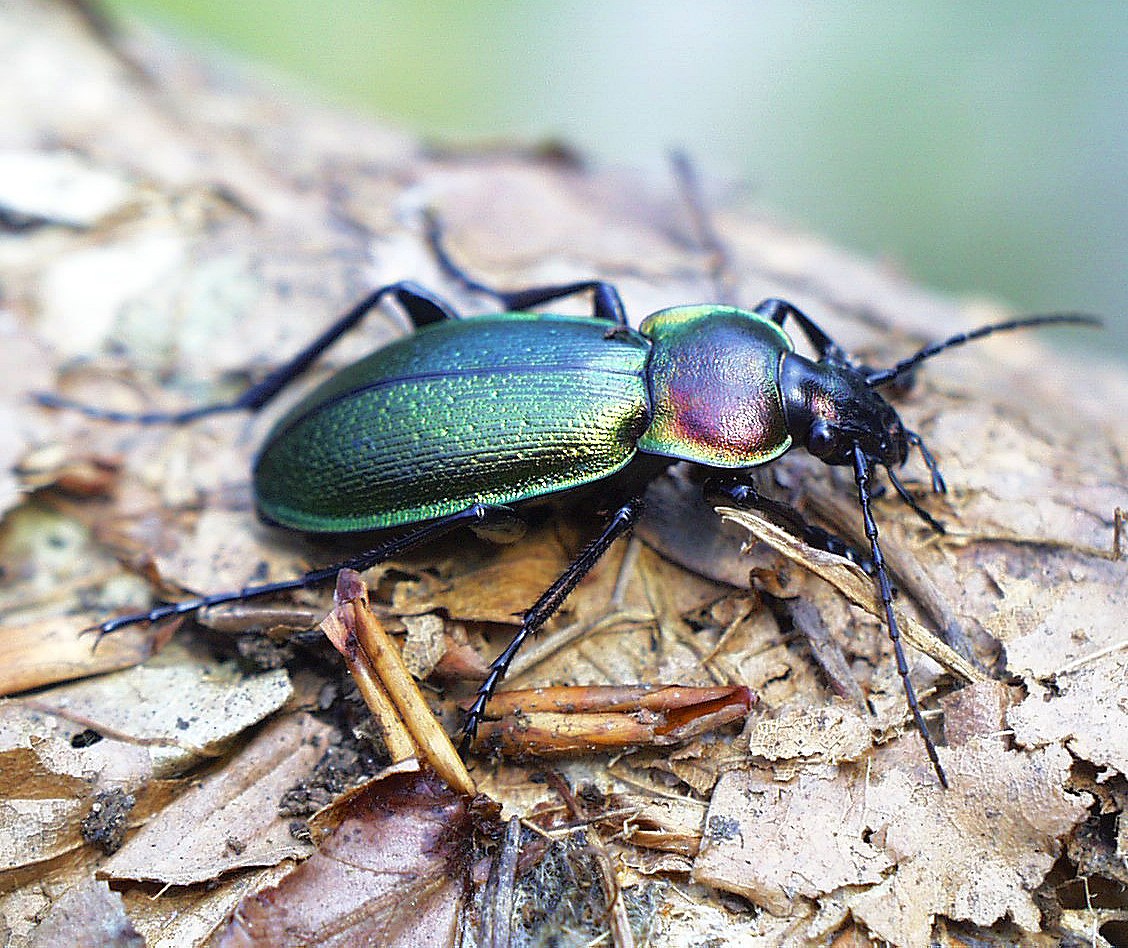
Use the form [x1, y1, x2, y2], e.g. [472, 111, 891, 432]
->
[40, 209, 1098, 788]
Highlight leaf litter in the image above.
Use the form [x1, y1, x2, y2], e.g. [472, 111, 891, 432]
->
[1, 4, 1126, 943]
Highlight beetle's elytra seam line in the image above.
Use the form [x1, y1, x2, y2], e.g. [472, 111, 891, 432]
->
[264, 363, 647, 449]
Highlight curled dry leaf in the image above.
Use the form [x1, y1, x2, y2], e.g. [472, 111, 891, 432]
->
[474, 684, 755, 756]
[717, 505, 984, 686]
[321, 569, 476, 797]
[219, 770, 497, 948]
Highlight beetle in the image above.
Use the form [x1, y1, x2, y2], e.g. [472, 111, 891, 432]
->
[39, 213, 1097, 787]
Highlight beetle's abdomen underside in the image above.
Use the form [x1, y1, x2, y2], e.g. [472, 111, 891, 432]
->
[253, 314, 652, 532]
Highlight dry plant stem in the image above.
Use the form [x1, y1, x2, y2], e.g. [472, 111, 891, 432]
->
[326, 570, 476, 795]
[717, 506, 985, 685]
[502, 610, 653, 683]
[481, 816, 521, 948]
[785, 597, 871, 710]
[345, 578, 476, 796]
[322, 606, 417, 763]
[500, 537, 649, 684]
[481, 683, 751, 716]
[941, 528, 1122, 562]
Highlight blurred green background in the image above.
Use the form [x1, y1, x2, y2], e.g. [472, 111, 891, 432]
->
[103, 0, 1126, 360]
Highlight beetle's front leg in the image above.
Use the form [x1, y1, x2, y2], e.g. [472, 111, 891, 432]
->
[461, 497, 643, 752]
[703, 473, 875, 574]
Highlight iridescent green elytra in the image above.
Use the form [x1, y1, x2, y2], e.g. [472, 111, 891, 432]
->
[253, 305, 794, 533]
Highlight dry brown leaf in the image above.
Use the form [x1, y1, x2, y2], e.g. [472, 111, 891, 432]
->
[747, 702, 875, 767]
[390, 520, 576, 624]
[986, 571, 1128, 785]
[694, 682, 1090, 944]
[0, 702, 156, 873]
[718, 506, 984, 685]
[694, 766, 893, 915]
[24, 642, 293, 775]
[120, 863, 299, 948]
[1008, 657, 1128, 776]
[99, 713, 332, 886]
[845, 740, 1086, 945]
[218, 770, 491, 948]
[24, 879, 143, 948]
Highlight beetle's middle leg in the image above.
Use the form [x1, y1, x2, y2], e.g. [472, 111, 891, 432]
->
[424, 212, 629, 331]
[461, 497, 644, 751]
[704, 474, 875, 573]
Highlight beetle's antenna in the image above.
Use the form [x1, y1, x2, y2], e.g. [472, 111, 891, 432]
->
[865, 313, 1101, 388]
[670, 150, 736, 306]
[853, 444, 949, 788]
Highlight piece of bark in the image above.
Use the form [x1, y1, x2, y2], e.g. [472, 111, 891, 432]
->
[1, 2, 1125, 946]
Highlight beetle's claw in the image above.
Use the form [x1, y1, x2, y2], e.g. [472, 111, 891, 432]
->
[459, 693, 488, 755]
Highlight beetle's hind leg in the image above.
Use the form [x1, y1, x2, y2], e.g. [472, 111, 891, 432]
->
[36, 282, 461, 424]
[460, 497, 643, 752]
[704, 474, 875, 573]
[87, 503, 513, 639]
[424, 211, 629, 331]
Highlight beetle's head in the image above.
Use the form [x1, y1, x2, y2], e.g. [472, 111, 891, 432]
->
[780, 352, 908, 468]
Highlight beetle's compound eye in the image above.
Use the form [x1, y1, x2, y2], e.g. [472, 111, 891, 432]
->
[807, 421, 839, 460]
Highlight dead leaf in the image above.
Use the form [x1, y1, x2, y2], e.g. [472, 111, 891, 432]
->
[25, 879, 144, 948]
[695, 682, 1090, 944]
[99, 713, 332, 886]
[218, 769, 493, 947]
[25, 642, 293, 775]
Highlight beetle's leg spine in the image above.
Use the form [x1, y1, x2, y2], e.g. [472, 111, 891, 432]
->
[460, 497, 643, 752]
[852, 444, 949, 788]
[89, 504, 508, 643]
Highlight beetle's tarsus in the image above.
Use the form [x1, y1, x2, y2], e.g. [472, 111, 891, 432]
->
[82, 506, 500, 641]
[906, 430, 947, 494]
